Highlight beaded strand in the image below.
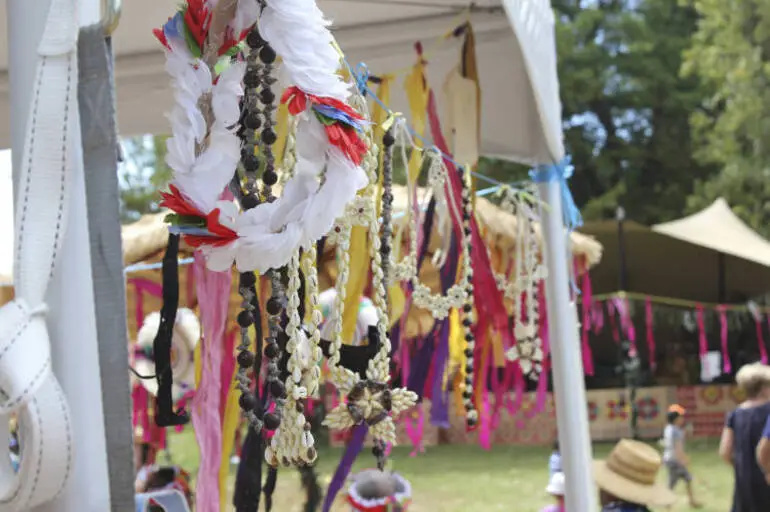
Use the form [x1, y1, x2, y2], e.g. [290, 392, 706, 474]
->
[458, 167, 479, 428]
[233, 25, 266, 429]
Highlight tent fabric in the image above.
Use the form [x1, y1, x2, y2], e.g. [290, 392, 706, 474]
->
[0, 1, 564, 164]
[653, 198, 770, 268]
[580, 201, 770, 304]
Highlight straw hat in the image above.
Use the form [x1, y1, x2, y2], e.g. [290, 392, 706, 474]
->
[593, 439, 676, 507]
[134, 308, 200, 403]
[546, 472, 565, 496]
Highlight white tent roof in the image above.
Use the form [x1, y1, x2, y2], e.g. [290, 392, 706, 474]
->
[0, 0, 564, 164]
[653, 198, 770, 268]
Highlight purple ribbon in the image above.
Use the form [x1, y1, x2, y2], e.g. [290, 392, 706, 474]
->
[322, 424, 368, 512]
[430, 319, 451, 428]
[428, 230, 459, 427]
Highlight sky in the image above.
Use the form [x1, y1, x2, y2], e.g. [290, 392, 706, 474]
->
[0, 149, 12, 281]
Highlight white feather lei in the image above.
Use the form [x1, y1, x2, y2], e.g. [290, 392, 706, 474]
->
[160, 0, 368, 274]
[203, 0, 368, 273]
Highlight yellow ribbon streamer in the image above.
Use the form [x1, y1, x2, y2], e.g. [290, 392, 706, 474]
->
[403, 60, 429, 183]
[447, 308, 465, 383]
[194, 343, 202, 388]
[341, 227, 369, 342]
[272, 103, 290, 167]
[218, 375, 240, 510]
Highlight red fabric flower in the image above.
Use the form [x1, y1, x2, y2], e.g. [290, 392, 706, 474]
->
[183, 0, 210, 48]
[159, 185, 205, 218]
[281, 86, 309, 115]
[181, 235, 210, 249]
[325, 124, 367, 165]
[218, 28, 251, 56]
[204, 208, 238, 246]
[153, 26, 170, 50]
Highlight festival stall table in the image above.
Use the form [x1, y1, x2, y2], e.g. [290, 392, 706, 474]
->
[1, 0, 595, 509]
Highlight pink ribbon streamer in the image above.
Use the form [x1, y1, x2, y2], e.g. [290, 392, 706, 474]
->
[696, 304, 708, 359]
[613, 298, 636, 348]
[645, 298, 656, 370]
[476, 334, 494, 449]
[219, 329, 237, 418]
[591, 301, 604, 334]
[505, 364, 525, 417]
[578, 280, 594, 376]
[403, 407, 425, 457]
[191, 254, 232, 512]
[717, 306, 731, 374]
[478, 391, 492, 450]
[607, 301, 619, 342]
[130, 277, 163, 326]
[758, 316, 769, 365]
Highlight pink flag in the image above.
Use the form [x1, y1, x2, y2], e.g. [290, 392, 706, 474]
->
[717, 306, 731, 373]
[696, 304, 708, 359]
[645, 298, 656, 370]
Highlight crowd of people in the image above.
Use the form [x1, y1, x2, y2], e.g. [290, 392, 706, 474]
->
[542, 361, 770, 511]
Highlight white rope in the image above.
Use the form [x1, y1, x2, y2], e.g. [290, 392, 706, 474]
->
[0, 0, 78, 508]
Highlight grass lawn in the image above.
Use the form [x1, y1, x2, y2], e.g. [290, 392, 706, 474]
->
[168, 431, 732, 511]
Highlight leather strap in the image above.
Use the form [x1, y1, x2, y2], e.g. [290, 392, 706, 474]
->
[0, 0, 78, 508]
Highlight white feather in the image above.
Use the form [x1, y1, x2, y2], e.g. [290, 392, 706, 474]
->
[231, 0, 260, 35]
[260, 0, 349, 99]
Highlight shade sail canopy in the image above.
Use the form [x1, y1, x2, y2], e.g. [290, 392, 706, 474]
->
[653, 198, 770, 269]
[0, 0, 563, 164]
[580, 202, 770, 304]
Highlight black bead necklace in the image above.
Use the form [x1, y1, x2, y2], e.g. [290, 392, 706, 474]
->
[233, 26, 266, 430]
[458, 167, 479, 428]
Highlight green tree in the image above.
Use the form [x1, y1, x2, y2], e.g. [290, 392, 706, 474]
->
[480, 1, 714, 224]
[118, 135, 171, 223]
[682, 0, 770, 236]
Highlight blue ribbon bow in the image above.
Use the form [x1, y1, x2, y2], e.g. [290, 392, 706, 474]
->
[530, 156, 583, 295]
[529, 156, 583, 232]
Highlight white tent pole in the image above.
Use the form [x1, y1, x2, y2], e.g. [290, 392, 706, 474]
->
[8, 0, 111, 510]
[538, 179, 596, 511]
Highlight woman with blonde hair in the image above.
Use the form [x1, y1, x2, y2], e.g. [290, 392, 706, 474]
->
[718, 362, 770, 511]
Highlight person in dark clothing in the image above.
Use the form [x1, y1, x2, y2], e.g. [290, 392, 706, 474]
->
[719, 362, 770, 512]
[757, 415, 770, 478]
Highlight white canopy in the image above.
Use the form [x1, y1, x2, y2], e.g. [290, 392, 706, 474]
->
[653, 198, 770, 269]
[0, 0, 564, 163]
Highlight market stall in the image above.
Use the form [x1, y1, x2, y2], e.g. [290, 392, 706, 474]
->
[1, 0, 596, 510]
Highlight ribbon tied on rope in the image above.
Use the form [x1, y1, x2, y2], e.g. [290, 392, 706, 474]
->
[529, 156, 583, 232]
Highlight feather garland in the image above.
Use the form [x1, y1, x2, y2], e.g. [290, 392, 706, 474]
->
[155, 0, 369, 274]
